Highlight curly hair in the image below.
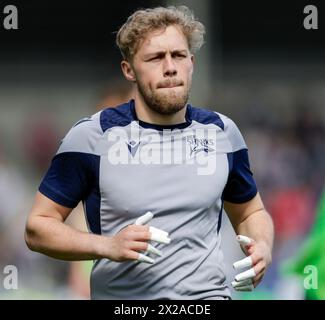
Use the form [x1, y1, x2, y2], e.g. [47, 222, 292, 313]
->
[116, 6, 205, 61]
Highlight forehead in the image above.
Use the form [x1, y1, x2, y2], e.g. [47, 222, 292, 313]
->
[138, 25, 189, 54]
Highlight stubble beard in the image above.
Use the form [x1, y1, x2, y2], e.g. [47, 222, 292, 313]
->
[137, 79, 191, 116]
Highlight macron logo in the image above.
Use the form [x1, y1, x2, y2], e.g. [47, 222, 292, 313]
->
[126, 140, 141, 157]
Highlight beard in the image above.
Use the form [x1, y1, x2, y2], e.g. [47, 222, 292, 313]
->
[136, 78, 191, 116]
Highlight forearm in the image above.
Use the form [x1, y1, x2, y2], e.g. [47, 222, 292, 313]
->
[25, 216, 111, 261]
[236, 209, 274, 251]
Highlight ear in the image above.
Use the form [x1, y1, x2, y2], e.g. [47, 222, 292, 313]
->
[191, 54, 195, 66]
[189, 54, 194, 76]
[121, 60, 136, 82]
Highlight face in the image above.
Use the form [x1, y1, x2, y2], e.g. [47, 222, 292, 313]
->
[123, 25, 194, 115]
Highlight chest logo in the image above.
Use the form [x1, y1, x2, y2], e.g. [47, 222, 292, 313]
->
[186, 136, 215, 156]
[126, 140, 141, 157]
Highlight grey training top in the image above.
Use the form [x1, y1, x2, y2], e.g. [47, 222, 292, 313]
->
[39, 99, 257, 299]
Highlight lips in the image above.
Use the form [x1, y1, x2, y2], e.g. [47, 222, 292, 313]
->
[160, 85, 182, 89]
[158, 81, 183, 89]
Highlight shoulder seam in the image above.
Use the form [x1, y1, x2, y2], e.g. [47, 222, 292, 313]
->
[190, 106, 224, 131]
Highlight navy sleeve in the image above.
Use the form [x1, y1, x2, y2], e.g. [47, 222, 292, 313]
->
[39, 152, 99, 208]
[223, 149, 258, 203]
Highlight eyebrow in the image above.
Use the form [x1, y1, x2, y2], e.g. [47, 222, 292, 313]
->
[144, 49, 188, 59]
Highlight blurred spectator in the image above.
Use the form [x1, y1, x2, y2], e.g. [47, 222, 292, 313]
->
[22, 113, 60, 174]
[95, 79, 133, 111]
[281, 187, 325, 299]
[0, 140, 29, 264]
[266, 186, 316, 243]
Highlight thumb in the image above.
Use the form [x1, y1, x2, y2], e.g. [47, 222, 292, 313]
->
[134, 211, 154, 226]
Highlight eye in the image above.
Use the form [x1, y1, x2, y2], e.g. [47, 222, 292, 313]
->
[173, 53, 187, 59]
[147, 55, 163, 62]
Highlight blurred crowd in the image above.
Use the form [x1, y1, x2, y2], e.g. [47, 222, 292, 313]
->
[237, 109, 325, 299]
[0, 79, 324, 299]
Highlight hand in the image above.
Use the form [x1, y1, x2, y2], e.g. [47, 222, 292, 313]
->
[109, 212, 170, 264]
[231, 235, 272, 291]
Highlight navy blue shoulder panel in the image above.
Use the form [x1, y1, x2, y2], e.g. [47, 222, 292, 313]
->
[189, 106, 224, 130]
[100, 101, 135, 133]
[223, 149, 257, 203]
[39, 152, 100, 208]
[39, 152, 101, 234]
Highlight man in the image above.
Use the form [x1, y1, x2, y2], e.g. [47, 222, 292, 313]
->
[25, 6, 273, 299]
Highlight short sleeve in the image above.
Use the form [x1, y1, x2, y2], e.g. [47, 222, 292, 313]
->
[38, 117, 101, 208]
[222, 149, 257, 203]
[39, 152, 98, 208]
[219, 113, 258, 203]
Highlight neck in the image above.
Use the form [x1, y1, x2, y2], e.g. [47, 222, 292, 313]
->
[134, 90, 187, 125]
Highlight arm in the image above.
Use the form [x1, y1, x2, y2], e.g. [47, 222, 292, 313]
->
[224, 192, 274, 287]
[26, 118, 167, 264]
[25, 191, 152, 262]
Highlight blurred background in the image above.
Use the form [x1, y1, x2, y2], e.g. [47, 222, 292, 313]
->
[0, 0, 324, 299]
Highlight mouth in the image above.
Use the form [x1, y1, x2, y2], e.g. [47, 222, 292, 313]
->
[157, 81, 183, 89]
[159, 85, 182, 89]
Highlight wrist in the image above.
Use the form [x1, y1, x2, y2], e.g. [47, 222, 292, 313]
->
[91, 234, 113, 259]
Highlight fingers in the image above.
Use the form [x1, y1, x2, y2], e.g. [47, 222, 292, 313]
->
[251, 261, 266, 287]
[232, 278, 254, 292]
[149, 226, 168, 238]
[146, 243, 163, 257]
[232, 236, 268, 291]
[135, 211, 154, 225]
[134, 213, 171, 244]
[233, 256, 253, 269]
[252, 274, 264, 288]
[231, 278, 253, 288]
[150, 231, 171, 244]
[132, 212, 170, 264]
[232, 235, 256, 289]
[234, 284, 254, 291]
[149, 226, 171, 244]
[123, 242, 161, 265]
[130, 241, 162, 257]
[126, 225, 170, 243]
[133, 226, 171, 244]
[233, 259, 265, 286]
[137, 253, 155, 264]
[237, 235, 254, 247]
[235, 267, 256, 282]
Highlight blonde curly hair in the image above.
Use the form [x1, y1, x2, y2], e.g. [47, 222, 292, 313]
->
[116, 6, 205, 61]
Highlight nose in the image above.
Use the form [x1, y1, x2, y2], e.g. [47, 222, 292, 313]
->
[163, 56, 177, 77]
